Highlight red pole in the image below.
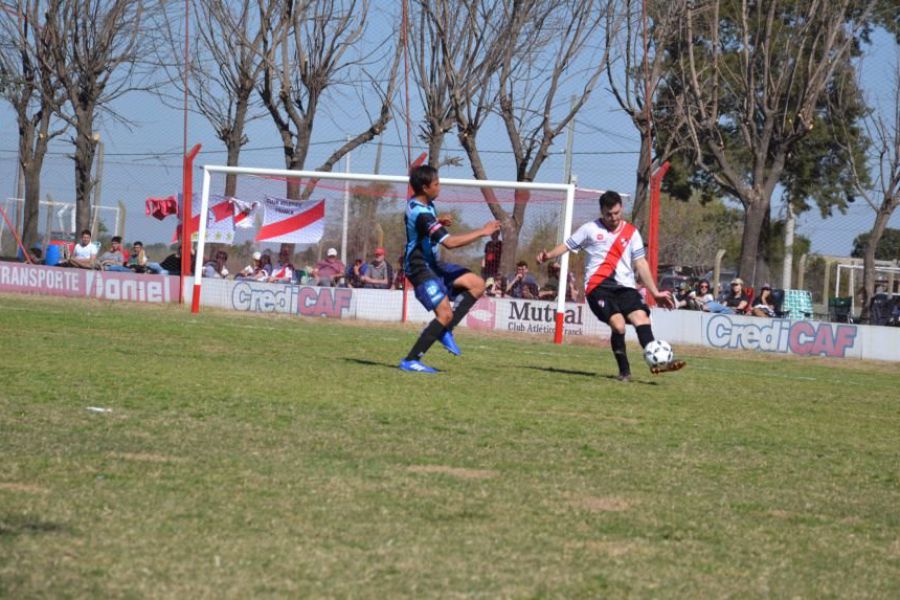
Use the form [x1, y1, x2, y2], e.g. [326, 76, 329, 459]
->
[648, 161, 670, 297]
[180, 144, 202, 304]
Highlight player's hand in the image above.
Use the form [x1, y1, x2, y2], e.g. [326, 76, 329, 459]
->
[536, 250, 548, 264]
[438, 213, 454, 227]
[482, 220, 501, 236]
[654, 291, 675, 309]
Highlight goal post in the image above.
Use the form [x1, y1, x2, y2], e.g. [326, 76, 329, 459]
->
[192, 164, 578, 342]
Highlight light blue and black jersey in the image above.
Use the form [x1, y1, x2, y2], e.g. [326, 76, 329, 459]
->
[404, 198, 450, 286]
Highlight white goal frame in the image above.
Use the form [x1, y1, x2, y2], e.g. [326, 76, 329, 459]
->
[193, 165, 576, 343]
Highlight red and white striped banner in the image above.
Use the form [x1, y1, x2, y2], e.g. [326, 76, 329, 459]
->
[255, 196, 325, 244]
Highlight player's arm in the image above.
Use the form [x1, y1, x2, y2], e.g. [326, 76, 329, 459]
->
[633, 256, 675, 309]
[536, 242, 569, 265]
[441, 220, 500, 249]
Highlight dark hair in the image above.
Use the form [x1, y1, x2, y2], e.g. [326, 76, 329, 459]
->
[516, 260, 528, 268]
[599, 191, 623, 210]
[409, 165, 438, 195]
[111, 236, 122, 243]
[80, 229, 91, 237]
[133, 241, 143, 247]
[697, 279, 710, 290]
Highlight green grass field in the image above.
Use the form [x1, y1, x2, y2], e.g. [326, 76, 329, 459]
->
[1, 294, 898, 598]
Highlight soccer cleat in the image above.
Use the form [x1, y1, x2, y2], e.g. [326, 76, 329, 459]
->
[439, 330, 461, 356]
[399, 359, 439, 374]
[615, 373, 632, 382]
[650, 360, 686, 375]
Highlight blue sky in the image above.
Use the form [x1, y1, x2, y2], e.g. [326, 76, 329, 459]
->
[1, 15, 897, 258]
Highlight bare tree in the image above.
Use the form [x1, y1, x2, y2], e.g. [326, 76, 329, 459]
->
[409, 0, 460, 169]
[604, 0, 687, 232]
[41, 0, 151, 234]
[670, 0, 875, 284]
[422, 0, 617, 274]
[257, 0, 402, 199]
[0, 1, 67, 250]
[840, 59, 900, 320]
[158, 0, 272, 197]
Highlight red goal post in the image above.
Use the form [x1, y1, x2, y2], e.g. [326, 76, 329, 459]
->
[191, 164, 577, 343]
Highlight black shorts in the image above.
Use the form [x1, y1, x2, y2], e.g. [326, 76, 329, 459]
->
[586, 286, 649, 324]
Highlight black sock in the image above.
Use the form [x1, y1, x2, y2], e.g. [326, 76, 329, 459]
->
[636, 324, 654, 348]
[447, 291, 477, 331]
[611, 332, 630, 375]
[405, 319, 446, 361]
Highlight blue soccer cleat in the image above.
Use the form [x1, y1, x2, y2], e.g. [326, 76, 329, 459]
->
[399, 359, 439, 374]
[439, 329, 461, 356]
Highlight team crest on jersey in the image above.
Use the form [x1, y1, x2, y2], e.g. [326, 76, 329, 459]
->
[595, 232, 604, 241]
[619, 238, 628, 246]
[596, 298, 605, 307]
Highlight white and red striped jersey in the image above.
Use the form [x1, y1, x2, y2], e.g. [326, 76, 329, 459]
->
[565, 219, 645, 294]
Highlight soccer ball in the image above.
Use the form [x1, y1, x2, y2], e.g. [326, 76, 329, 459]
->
[643, 340, 674, 368]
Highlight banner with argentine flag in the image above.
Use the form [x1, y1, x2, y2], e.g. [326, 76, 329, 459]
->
[255, 196, 325, 244]
[172, 194, 242, 243]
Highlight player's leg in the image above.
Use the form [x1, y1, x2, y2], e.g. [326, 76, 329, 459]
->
[399, 278, 453, 373]
[434, 266, 484, 356]
[626, 306, 686, 374]
[587, 288, 630, 380]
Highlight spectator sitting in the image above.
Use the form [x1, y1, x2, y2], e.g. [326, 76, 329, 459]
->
[361, 247, 393, 289]
[269, 246, 294, 283]
[674, 281, 696, 309]
[127, 241, 167, 275]
[61, 229, 97, 269]
[236, 251, 269, 281]
[484, 277, 499, 297]
[538, 262, 576, 301]
[481, 230, 502, 278]
[506, 260, 539, 299]
[345, 258, 365, 288]
[751, 284, 776, 317]
[314, 247, 345, 287]
[691, 279, 733, 313]
[724, 277, 750, 313]
[97, 236, 132, 272]
[159, 245, 195, 275]
[202, 250, 230, 278]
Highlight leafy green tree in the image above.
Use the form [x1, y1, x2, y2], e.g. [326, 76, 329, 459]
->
[851, 228, 900, 261]
[656, 0, 877, 286]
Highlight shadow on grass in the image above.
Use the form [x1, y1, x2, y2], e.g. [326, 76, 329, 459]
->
[526, 366, 659, 386]
[0, 515, 68, 538]
[344, 357, 400, 370]
[525, 366, 597, 377]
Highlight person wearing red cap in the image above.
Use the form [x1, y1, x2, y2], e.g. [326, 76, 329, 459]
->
[361, 247, 393, 289]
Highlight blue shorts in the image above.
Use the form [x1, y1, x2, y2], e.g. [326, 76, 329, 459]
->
[412, 262, 470, 311]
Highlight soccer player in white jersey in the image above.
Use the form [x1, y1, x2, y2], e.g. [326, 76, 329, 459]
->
[537, 191, 685, 380]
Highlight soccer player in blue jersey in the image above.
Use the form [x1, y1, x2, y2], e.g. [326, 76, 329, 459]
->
[399, 165, 500, 373]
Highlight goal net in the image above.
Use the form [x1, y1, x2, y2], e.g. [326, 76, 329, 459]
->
[189, 165, 617, 342]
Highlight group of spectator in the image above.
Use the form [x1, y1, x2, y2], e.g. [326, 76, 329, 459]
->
[481, 260, 579, 301]
[674, 277, 777, 317]
[203, 244, 399, 289]
[56, 229, 170, 274]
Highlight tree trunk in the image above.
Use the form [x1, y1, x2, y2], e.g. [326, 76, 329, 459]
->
[860, 207, 892, 322]
[754, 209, 772, 287]
[738, 197, 768, 286]
[632, 133, 652, 234]
[73, 127, 97, 234]
[21, 167, 42, 251]
[224, 140, 241, 197]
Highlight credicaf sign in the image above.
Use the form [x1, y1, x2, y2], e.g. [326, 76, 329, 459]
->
[704, 314, 858, 358]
